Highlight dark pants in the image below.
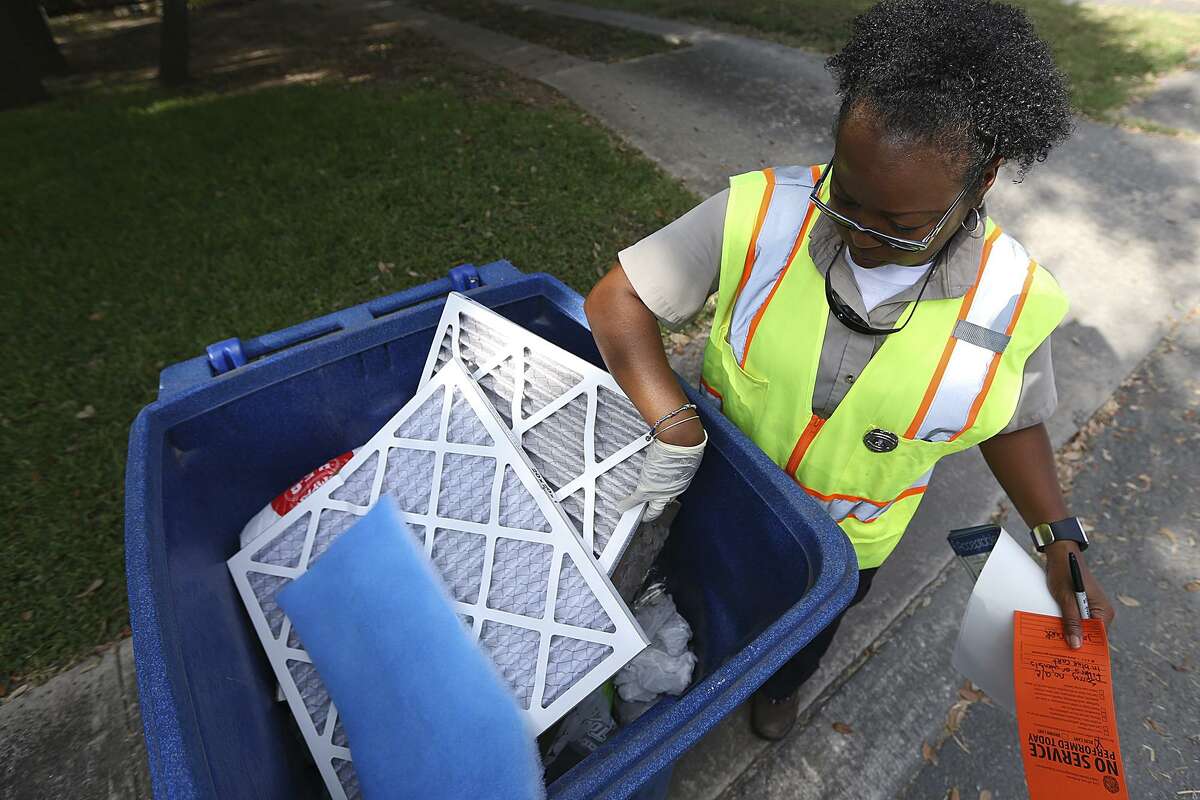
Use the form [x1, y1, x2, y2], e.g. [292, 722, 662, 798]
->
[760, 567, 879, 700]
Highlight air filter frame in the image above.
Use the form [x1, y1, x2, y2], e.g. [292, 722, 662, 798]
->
[228, 360, 648, 799]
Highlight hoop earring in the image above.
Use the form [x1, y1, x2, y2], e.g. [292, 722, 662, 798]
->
[961, 206, 983, 233]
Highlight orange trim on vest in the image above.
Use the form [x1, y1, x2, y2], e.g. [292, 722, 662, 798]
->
[947, 257, 1038, 442]
[699, 377, 723, 403]
[732, 168, 776, 305]
[785, 413, 825, 474]
[843, 486, 926, 524]
[904, 225, 1003, 439]
[801, 482, 927, 508]
[740, 166, 824, 369]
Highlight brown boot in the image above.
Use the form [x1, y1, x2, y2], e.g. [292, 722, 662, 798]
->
[751, 689, 800, 741]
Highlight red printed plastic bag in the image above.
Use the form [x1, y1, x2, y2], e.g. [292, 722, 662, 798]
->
[239, 450, 358, 547]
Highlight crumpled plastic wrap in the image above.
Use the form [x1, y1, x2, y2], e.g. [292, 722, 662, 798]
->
[614, 589, 696, 714]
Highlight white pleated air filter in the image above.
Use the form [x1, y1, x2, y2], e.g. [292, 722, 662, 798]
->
[228, 360, 648, 800]
[422, 293, 651, 573]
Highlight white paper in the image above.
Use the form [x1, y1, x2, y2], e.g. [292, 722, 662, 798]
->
[951, 529, 1060, 712]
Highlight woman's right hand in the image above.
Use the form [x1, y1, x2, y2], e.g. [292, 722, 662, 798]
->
[585, 262, 709, 520]
[617, 430, 707, 522]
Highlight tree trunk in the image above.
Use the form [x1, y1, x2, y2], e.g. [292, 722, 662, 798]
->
[0, 2, 49, 110]
[159, 0, 189, 86]
[6, 0, 69, 76]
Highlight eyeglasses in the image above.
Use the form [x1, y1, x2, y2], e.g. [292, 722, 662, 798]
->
[824, 258, 938, 337]
[809, 162, 970, 253]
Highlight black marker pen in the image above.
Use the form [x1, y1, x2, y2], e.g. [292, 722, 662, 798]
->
[1069, 552, 1090, 620]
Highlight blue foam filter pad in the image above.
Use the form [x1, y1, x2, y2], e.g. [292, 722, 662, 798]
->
[276, 496, 545, 800]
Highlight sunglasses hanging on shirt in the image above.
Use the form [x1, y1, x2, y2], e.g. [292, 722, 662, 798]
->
[824, 255, 939, 337]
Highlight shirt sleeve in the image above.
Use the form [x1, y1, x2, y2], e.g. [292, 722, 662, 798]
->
[618, 189, 729, 329]
[999, 337, 1058, 434]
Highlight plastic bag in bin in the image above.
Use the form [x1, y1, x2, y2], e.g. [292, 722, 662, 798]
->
[239, 449, 360, 547]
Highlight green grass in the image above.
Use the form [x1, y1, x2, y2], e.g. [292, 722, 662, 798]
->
[0, 77, 695, 681]
[577, 0, 1200, 116]
[416, 0, 683, 62]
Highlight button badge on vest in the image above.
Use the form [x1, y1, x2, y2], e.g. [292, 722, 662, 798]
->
[863, 428, 899, 453]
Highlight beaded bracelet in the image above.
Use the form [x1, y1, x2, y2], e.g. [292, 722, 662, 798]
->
[646, 403, 699, 441]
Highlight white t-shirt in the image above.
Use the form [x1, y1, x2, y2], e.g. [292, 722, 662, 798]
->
[844, 250, 932, 313]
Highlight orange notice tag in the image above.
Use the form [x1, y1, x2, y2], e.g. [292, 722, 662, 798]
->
[1013, 611, 1128, 799]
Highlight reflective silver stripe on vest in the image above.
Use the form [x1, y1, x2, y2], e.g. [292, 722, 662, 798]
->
[911, 232, 1033, 443]
[728, 166, 817, 364]
[815, 469, 933, 524]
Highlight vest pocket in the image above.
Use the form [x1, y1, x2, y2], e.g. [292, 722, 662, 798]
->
[705, 328, 769, 442]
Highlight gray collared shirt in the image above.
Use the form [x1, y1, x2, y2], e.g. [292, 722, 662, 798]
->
[619, 189, 1057, 434]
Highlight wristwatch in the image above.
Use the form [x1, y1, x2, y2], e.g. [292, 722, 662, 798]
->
[1030, 516, 1089, 552]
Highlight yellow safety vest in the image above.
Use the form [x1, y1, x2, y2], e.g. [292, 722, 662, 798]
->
[700, 166, 1068, 568]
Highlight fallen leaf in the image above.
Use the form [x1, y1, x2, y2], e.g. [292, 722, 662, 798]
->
[831, 721, 854, 735]
[958, 684, 984, 702]
[376, 261, 393, 274]
[88, 311, 105, 321]
[947, 788, 960, 800]
[406, 269, 419, 278]
[1171, 661, 1192, 673]
[119, 625, 132, 639]
[7, 683, 29, 701]
[922, 741, 938, 765]
[1117, 594, 1141, 607]
[1185, 580, 1200, 593]
[1160, 527, 1179, 545]
[19, 611, 32, 622]
[946, 701, 969, 732]
[668, 333, 691, 347]
[75, 405, 96, 420]
[75, 578, 104, 599]
[979, 791, 993, 800]
[1144, 717, 1167, 736]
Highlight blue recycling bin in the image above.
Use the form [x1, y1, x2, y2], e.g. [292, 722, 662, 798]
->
[124, 261, 857, 800]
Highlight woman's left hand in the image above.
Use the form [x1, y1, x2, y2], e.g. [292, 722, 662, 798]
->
[1044, 542, 1115, 649]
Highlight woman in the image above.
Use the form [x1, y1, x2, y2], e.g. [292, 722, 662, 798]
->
[586, 0, 1115, 740]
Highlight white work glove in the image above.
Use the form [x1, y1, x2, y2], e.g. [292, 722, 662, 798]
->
[616, 433, 707, 522]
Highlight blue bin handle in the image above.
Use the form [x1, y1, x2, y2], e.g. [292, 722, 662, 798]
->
[208, 264, 484, 376]
[157, 262, 521, 399]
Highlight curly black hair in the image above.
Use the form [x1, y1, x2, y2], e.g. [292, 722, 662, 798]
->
[827, 0, 1073, 181]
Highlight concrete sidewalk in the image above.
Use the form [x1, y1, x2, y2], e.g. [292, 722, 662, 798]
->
[0, 638, 149, 799]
